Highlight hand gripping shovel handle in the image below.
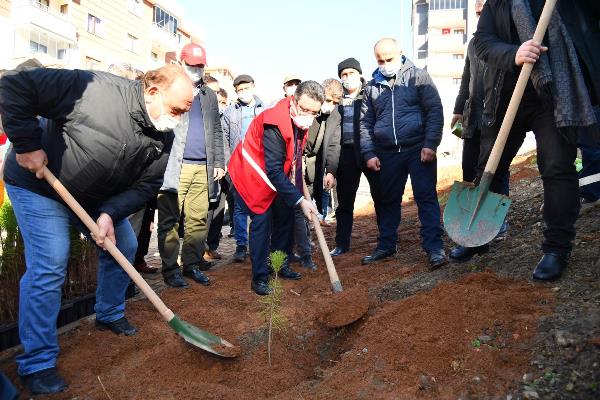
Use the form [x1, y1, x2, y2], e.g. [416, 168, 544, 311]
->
[301, 181, 343, 293]
[483, 0, 557, 177]
[43, 167, 175, 323]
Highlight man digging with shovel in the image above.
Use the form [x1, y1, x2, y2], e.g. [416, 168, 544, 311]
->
[0, 64, 193, 395]
[472, 0, 599, 281]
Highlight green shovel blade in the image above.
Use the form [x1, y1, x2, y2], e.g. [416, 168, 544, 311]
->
[443, 181, 512, 248]
[168, 314, 239, 358]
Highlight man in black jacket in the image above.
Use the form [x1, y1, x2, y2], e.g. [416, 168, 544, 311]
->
[329, 57, 383, 258]
[473, 0, 600, 281]
[0, 64, 193, 395]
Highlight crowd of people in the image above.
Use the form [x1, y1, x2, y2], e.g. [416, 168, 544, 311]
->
[0, 0, 598, 396]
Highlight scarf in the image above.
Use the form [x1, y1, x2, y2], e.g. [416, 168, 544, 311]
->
[511, 0, 598, 142]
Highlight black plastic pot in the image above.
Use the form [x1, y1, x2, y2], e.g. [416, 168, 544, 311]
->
[0, 283, 137, 351]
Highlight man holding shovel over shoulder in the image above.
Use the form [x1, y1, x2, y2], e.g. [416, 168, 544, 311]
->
[473, 0, 600, 281]
[0, 64, 193, 395]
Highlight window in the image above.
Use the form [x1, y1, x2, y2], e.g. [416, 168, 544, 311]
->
[417, 49, 428, 59]
[452, 53, 464, 59]
[87, 14, 104, 37]
[454, 29, 465, 35]
[32, 0, 49, 12]
[60, 4, 68, 15]
[30, 40, 48, 54]
[57, 48, 68, 60]
[153, 6, 178, 35]
[453, 77, 462, 85]
[151, 52, 158, 62]
[128, 0, 143, 16]
[442, 28, 451, 35]
[429, 0, 466, 10]
[86, 56, 101, 70]
[126, 33, 138, 53]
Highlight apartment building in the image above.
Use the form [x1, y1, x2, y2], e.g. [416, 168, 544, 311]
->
[0, 0, 203, 72]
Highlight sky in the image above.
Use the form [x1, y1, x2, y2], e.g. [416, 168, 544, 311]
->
[180, 0, 413, 103]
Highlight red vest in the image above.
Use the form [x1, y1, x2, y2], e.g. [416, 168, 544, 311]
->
[228, 97, 306, 214]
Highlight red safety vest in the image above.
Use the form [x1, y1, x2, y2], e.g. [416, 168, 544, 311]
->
[228, 97, 306, 214]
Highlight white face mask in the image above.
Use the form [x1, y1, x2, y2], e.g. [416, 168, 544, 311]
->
[148, 92, 180, 132]
[285, 85, 297, 97]
[218, 105, 226, 114]
[184, 65, 204, 83]
[237, 91, 254, 104]
[292, 114, 314, 130]
[342, 76, 361, 90]
[379, 62, 400, 78]
[320, 102, 335, 115]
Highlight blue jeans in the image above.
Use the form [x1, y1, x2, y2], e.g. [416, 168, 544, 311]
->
[377, 149, 444, 252]
[6, 184, 136, 375]
[232, 187, 249, 246]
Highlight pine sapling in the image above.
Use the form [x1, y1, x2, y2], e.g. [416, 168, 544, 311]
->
[259, 250, 287, 367]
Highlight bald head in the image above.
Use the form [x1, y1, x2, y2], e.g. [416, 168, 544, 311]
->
[374, 37, 402, 73]
[143, 64, 194, 124]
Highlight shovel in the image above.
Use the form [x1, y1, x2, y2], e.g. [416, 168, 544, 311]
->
[43, 167, 239, 358]
[444, 0, 557, 248]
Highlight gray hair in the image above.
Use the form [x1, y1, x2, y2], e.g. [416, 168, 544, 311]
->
[108, 63, 137, 79]
[322, 78, 343, 101]
[293, 80, 325, 104]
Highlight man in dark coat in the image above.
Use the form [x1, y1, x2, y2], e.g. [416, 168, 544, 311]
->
[0, 64, 193, 394]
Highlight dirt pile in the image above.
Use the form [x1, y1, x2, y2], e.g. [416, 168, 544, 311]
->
[317, 285, 369, 328]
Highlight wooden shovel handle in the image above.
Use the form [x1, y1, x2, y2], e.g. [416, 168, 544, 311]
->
[484, 0, 557, 175]
[301, 181, 343, 293]
[43, 167, 175, 322]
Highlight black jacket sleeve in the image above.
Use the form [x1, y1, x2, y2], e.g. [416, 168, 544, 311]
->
[263, 124, 303, 207]
[416, 69, 444, 151]
[0, 68, 90, 154]
[324, 109, 341, 176]
[473, 1, 520, 72]
[208, 90, 224, 169]
[97, 138, 172, 222]
[453, 52, 471, 114]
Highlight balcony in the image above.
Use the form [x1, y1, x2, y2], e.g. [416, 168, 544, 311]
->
[427, 8, 466, 30]
[426, 57, 465, 78]
[428, 33, 466, 54]
[11, 0, 76, 42]
[151, 22, 179, 52]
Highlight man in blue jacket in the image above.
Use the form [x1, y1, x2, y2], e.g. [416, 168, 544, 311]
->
[360, 38, 447, 269]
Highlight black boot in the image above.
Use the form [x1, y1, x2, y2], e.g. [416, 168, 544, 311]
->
[279, 262, 302, 280]
[449, 244, 489, 263]
[361, 248, 397, 265]
[427, 249, 448, 270]
[164, 272, 189, 288]
[532, 253, 569, 281]
[20, 368, 68, 395]
[300, 255, 317, 271]
[183, 267, 211, 286]
[251, 280, 271, 296]
[330, 247, 348, 257]
[233, 245, 247, 262]
[95, 317, 138, 336]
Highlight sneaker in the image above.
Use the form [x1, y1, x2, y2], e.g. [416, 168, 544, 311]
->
[233, 245, 247, 262]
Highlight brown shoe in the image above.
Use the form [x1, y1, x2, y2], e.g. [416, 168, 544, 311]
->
[133, 261, 159, 274]
[204, 250, 222, 261]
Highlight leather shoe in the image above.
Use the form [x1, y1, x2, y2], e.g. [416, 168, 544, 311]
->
[20, 367, 68, 395]
[164, 272, 189, 288]
[183, 268, 211, 286]
[251, 280, 271, 296]
[133, 261, 159, 274]
[330, 247, 348, 257]
[204, 249, 222, 261]
[533, 253, 569, 281]
[300, 255, 317, 271]
[197, 259, 215, 271]
[95, 317, 138, 336]
[449, 244, 490, 263]
[427, 249, 448, 270]
[233, 245, 247, 263]
[361, 248, 396, 265]
[279, 264, 302, 280]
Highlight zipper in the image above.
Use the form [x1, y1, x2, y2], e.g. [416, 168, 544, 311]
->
[107, 143, 127, 181]
[390, 82, 399, 150]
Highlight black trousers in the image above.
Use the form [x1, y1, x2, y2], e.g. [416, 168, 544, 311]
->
[133, 197, 157, 265]
[335, 144, 382, 250]
[478, 96, 579, 254]
[463, 129, 510, 195]
[206, 177, 229, 251]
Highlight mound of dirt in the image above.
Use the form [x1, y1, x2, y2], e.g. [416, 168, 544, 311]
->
[318, 286, 369, 328]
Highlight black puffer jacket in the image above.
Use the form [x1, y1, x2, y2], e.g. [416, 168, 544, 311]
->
[453, 39, 486, 139]
[0, 68, 173, 222]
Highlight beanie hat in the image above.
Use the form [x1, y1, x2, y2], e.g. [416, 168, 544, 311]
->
[337, 57, 362, 78]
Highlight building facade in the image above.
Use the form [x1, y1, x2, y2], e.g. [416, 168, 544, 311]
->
[0, 0, 204, 72]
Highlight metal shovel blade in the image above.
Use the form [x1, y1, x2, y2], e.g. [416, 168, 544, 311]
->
[168, 315, 239, 358]
[443, 181, 512, 248]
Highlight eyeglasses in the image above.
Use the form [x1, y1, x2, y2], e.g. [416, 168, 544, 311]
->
[297, 103, 320, 117]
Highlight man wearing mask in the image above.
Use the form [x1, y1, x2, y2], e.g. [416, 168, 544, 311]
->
[217, 88, 228, 116]
[223, 74, 265, 262]
[329, 57, 383, 259]
[361, 38, 447, 269]
[0, 64, 193, 394]
[157, 43, 225, 288]
[283, 75, 302, 98]
[228, 81, 323, 295]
